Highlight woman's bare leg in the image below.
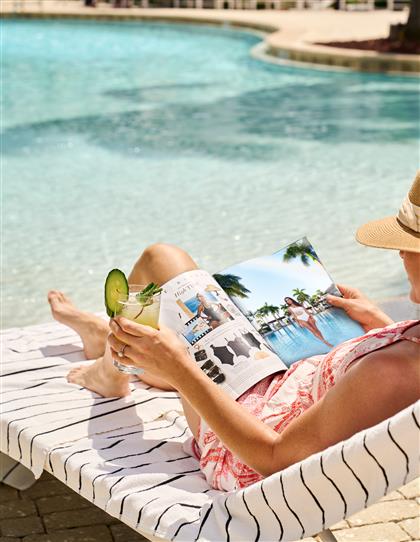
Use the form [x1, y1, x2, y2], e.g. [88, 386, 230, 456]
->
[300, 318, 333, 347]
[48, 291, 109, 359]
[127, 243, 197, 286]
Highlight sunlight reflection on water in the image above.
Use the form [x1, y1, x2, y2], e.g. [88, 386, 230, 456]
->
[3, 19, 418, 327]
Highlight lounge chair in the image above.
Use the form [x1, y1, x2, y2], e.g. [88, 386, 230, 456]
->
[1, 319, 418, 541]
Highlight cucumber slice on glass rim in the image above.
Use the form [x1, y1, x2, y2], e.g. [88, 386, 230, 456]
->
[104, 269, 129, 317]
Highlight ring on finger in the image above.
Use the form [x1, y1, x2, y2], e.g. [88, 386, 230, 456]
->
[118, 344, 128, 358]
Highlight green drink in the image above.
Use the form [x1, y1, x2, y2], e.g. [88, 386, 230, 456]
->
[104, 270, 162, 375]
[113, 285, 161, 375]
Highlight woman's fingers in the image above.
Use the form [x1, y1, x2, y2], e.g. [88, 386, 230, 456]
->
[114, 317, 158, 338]
[109, 319, 144, 345]
[326, 294, 348, 308]
[336, 284, 363, 299]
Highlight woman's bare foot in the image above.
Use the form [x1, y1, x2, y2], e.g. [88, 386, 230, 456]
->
[48, 290, 172, 397]
[48, 290, 109, 359]
[67, 356, 131, 398]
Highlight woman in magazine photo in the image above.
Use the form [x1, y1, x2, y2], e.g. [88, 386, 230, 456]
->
[48, 172, 420, 491]
[284, 296, 333, 348]
[196, 293, 232, 329]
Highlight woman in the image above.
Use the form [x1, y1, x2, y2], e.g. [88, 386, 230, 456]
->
[284, 296, 333, 347]
[48, 172, 420, 491]
[196, 293, 231, 329]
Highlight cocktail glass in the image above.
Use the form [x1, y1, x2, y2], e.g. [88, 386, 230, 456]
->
[112, 284, 161, 375]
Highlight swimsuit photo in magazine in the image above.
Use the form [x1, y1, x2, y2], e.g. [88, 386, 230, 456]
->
[216, 237, 364, 366]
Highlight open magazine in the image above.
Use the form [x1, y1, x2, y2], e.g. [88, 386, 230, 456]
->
[160, 238, 364, 399]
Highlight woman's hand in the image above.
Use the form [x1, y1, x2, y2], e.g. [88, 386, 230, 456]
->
[108, 317, 194, 387]
[327, 284, 393, 332]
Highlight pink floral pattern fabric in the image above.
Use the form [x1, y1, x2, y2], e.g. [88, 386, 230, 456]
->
[193, 320, 419, 491]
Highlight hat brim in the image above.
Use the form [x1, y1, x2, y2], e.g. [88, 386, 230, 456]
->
[356, 216, 420, 253]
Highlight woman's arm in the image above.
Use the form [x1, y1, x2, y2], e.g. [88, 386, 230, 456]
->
[108, 317, 330, 477]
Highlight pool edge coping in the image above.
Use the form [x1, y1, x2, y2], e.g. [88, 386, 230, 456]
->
[2, 7, 419, 75]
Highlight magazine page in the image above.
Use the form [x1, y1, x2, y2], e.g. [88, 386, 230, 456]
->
[159, 270, 287, 399]
[216, 237, 364, 367]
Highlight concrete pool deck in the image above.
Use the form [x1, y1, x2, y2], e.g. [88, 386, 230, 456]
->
[2, 1, 420, 74]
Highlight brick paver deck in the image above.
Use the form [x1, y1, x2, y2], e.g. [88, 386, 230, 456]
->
[0, 474, 147, 542]
[0, 473, 418, 541]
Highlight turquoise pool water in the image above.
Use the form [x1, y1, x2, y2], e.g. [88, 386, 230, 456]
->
[3, 18, 419, 328]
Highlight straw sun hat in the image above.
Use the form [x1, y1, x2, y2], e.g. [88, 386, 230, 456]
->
[356, 171, 420, 254]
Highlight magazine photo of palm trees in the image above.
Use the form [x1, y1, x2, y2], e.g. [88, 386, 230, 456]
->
[215, 238, 364, 366]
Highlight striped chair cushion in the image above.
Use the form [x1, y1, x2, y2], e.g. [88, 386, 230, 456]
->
[1, 321, 418, 541]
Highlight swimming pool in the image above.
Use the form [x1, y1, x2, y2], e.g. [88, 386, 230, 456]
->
[3, 18, 419, 327]
[265, 308, 364, 366]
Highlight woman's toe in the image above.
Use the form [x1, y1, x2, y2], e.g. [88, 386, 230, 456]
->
[67, 366, 82, 380]
[47, 290, 58, 302]
[62, 293, 73, 305]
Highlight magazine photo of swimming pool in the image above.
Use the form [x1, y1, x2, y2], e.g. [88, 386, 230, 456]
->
[216, 237, 364, 366]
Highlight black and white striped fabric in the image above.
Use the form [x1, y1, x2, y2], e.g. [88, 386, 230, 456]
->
[1, 321, 419, 541]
